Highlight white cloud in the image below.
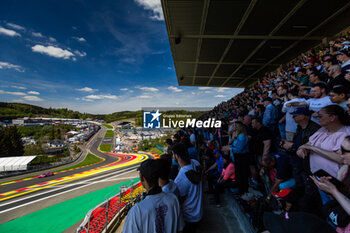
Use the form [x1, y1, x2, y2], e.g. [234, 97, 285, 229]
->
[136, 86, 159, 92]
[83, 94, 118, 100]
[137, 95, 152, 99]
[6, 23, 25, 31]
[0, 90, 26, 96]
[27, 91, 40, 95]
[217, 87, 230, 93]
[134, 0, 164, 21]
[23, 95, 43, 101]
[31, 45, 74, 59]
[204, 91, 211, 94]
[49, 37, 56, 42]
[74, 50, 87, 57]
[0, 62, 24, 72]
[168, 86, 182, 92]
[11, 85, 26, 90]
[214, 95, 226, 98]
[198, 87, 212, 90]
[191, 92, 196, 95]
[32, 32, 44, 38]
[73, 37, 86, 42]
[76, 87, 98, 93]
[0, 27, 20, 37]
[120, 88, 129, 91]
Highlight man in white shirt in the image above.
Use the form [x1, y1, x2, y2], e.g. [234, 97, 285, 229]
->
[306, 83, 333, 123]
[173, 143, 203, 233]
[122, 159, 181, 233]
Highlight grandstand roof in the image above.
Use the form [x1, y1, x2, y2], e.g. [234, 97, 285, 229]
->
[0, 156, 36, 172]
[161, 0, 350, 88]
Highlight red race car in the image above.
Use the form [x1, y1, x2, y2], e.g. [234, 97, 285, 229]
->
[38, 172, 54, 178]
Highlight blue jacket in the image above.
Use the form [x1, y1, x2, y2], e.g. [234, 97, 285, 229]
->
[263, 104, 278, 127]
[230, 134, 249, 154]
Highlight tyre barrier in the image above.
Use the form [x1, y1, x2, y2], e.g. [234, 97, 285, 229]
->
[77, 181, 145, 233]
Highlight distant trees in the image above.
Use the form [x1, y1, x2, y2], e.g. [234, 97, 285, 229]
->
[0, 126, 24, 157]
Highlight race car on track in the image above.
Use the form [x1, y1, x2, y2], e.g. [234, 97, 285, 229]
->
[38, 172, 54, 178]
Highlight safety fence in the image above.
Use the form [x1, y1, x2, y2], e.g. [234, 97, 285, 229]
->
[77, 181, 145, 233]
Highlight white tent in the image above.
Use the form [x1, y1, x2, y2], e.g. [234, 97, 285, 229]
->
[0, 156, 37, 172]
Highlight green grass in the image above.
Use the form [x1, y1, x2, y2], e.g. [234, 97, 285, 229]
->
[102, 123, 113, 129]
[54, 153, 103, 172]
[104, 130, 114, 138]
[100, 144, 112, 152]
[0, 153, 104, 185]
[149, 147, 162, 155]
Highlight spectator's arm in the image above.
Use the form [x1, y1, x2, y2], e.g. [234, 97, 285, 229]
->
[311, 176, 350, 216]
[263, 139, 271, 156]
[228, 131, 235, 145]
[304, 145, 342, 164]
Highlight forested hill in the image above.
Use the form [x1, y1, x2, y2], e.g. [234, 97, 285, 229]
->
[0, 102, 207, 123]
[0, 102, 90, 119]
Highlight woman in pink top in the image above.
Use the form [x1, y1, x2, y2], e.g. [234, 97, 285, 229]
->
[297, 105, 350, 178]
[214, 154, 237, 206]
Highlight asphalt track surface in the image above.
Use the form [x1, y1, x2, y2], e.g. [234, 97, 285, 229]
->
[0, 125, 149, 224]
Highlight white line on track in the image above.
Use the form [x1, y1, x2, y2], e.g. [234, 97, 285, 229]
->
[0, 166, 137, 211]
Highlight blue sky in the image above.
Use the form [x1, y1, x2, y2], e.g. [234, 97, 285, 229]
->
[0, 0, 243, 114]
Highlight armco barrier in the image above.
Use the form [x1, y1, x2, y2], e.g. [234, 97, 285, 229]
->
[77, 181, 145, 233]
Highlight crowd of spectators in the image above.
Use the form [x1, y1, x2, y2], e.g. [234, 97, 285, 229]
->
[123, 35, 350, 233]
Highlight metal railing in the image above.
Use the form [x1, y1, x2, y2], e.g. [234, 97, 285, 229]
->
[77, 181, 145, 233]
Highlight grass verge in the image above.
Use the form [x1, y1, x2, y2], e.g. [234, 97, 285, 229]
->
[100, 144, 112, 152]
[149, 147, 162, 155]
[102, 123, 113, 129]
[54, 153, 103, 172]
[104, 130, 114, 138]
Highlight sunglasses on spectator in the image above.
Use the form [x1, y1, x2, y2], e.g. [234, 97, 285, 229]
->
[341, 146, 350, 154]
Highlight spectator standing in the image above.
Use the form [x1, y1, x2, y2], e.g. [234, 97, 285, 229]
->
[122, 159, 181, 233]
[173, 143, 203, 233]
[205, 149, 224, 193]
[262, 97, 278, 132]
[306, 83, 333, 123]
[328, 65, 348, 91]
[282, 88, 306, 141]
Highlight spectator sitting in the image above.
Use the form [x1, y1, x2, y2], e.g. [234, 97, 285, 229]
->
[311, 136, 350, 231]
[213, 154, 237, 207]
[260, 154, 294, 202]
[337, 49, 350, 72]
[263, 97, 279, 132]
[205, 149, 224, 194]
[122, 159, 181, 233]
[173, 143, 203, 233]
[329, 86, 348, 109]
[297, 105, 350, 180]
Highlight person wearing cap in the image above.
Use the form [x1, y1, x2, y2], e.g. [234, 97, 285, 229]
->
[122, 159, 182, 233]
[330, 86, 349, 109]
[337, 49, 350, 72]
[205, 149, 224, 194]
[262, 97, 278, 132]
[280, 106, 321, 213]
[173, 143, 203, 233]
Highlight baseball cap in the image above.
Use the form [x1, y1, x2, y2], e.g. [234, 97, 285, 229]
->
[303, 62, 312, 67]
[290, 106, 312, 116]
[345, 69, 350, 73]
[137, 159, 160, 181]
